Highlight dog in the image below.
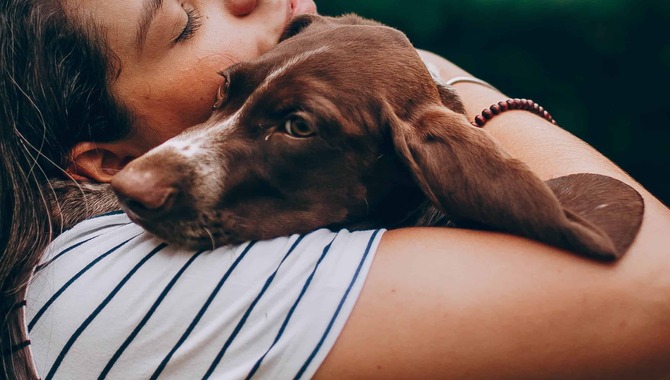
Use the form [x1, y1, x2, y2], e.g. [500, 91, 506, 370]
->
[53, 14, 643, 261]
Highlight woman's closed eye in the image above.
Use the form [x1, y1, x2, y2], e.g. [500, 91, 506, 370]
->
[174, 5, 202, 44]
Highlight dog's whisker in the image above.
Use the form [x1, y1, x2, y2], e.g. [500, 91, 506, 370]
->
[204, 227, 216, 251]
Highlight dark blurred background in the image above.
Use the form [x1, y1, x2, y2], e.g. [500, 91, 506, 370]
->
[317, 0, 669, 205]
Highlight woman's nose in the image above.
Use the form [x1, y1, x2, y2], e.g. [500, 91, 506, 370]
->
[224, 0, 259, 17]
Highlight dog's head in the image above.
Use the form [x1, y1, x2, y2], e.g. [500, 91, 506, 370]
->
[112, 14, 643, 260]
[112, 14, 446, 248]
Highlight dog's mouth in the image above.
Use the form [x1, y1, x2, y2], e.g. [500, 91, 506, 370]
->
[121, 206, 142, 226]
[132, 207, 262, 250]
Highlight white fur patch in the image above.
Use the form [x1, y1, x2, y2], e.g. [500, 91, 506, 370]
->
[250, 46, 331, 102]
[158, 109, 243, 159]
[161, 132, 207, 159]
[214, 108, 243, 134]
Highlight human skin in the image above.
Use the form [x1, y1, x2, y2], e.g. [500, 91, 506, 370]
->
[64, 0, 670, 377]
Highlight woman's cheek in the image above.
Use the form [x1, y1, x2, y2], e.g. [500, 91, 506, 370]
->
[154, 68, 221, 130]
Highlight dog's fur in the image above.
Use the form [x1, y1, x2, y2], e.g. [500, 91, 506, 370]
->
[52, 14, 644, 261]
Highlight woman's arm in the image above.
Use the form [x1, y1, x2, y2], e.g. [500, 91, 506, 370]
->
[313, 52, 670, 379]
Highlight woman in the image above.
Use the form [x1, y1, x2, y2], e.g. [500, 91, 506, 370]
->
[1, 0, 669, 379]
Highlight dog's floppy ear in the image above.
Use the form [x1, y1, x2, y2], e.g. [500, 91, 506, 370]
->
[388, 105, 629, 260]
[545, 173, 644, 255]
[436, 83, 467, 115]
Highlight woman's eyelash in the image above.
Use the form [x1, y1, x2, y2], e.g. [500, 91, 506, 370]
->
[175, 7, 202, 43]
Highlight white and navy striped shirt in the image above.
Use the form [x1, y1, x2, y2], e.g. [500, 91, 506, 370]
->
[25, 211, 383, 379]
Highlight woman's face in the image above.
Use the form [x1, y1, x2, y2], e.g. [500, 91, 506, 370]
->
[69, 0, 317, 152]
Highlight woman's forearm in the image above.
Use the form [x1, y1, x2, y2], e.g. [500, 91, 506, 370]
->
[317, 225, 670, 379]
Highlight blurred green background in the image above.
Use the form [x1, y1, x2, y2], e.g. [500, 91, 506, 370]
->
[317, 0, 669, 205]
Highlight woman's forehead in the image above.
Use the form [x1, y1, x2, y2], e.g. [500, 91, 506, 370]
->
[64, 0, 158, 54]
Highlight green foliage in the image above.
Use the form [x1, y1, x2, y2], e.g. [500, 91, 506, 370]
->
[318, 0, 670, 204]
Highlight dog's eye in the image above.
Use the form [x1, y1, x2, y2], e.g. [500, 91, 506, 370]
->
[213, 74, 230, 110]
[283, 117, 315, 138]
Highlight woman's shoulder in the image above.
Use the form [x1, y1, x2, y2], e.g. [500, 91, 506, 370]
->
[43, 211, 384, 264]
[28, 214, 386, 379]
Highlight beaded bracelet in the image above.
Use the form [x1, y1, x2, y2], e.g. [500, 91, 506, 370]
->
[471, 98, 557, 128]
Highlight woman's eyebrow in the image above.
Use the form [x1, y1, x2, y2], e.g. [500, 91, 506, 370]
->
[135, 0, 164, 51]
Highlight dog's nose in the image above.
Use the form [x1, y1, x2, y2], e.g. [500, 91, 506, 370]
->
[111, 169, 178, 220]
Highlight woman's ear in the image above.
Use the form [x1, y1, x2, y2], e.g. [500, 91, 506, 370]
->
[67, 142, 135, 183]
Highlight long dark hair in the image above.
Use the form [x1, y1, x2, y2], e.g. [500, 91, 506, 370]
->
[0, 1, 132, 378]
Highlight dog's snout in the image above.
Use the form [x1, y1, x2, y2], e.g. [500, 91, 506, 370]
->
[111, 167, 179, 220]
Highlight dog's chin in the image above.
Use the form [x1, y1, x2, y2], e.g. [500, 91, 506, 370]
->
[128, 208, 261, 250]
[138, 222, 244, 251]
[120, 207, 142, 227]
[125, 192, 370, 251]
[171, 232, 244, 251]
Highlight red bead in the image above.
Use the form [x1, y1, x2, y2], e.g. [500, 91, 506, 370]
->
[470, 98, 558, 129]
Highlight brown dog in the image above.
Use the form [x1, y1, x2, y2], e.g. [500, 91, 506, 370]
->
[103, 14, 643, 260]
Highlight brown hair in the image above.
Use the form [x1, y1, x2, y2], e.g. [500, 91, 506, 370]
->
[0, 1, 132, 378]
